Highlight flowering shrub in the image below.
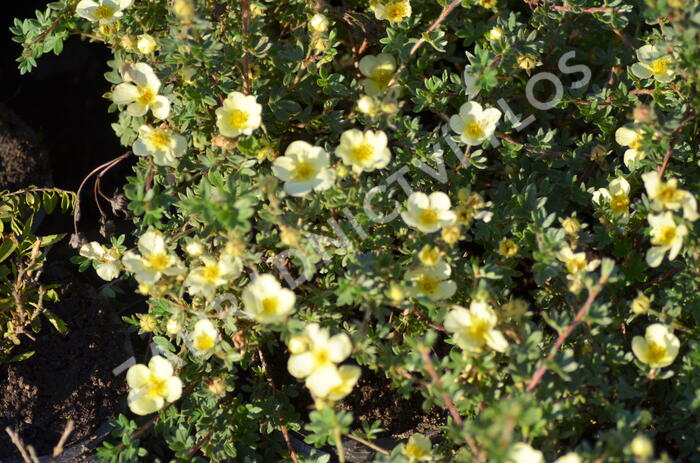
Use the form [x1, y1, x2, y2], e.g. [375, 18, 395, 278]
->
[11, 0, 700, 461]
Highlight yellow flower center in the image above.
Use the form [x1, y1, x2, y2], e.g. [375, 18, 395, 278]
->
[649, 57, 671, 76]
[261, 296, 279, 315]
[658, 184, 680, 204]
[416, 275, 438, 294]
[646, 342, 666, 364]
[228, 109, 249, 128]
[94, 4, 116, 20]
[566, 256, 586, 274]
[137, 86, 157, 106]
[201, 264, 221, 283]
[312, 348, 331, 366]
[145, 253, 170, 271]
[456, 206, 473, 224]
[352, 143, 374, 163]
[386, 1, 409, 21]
[371, 69, 394, 91]
[293, 161, 317, 181]
[418, 209, 438, 227]
[464, 121, 485, 140]
[468, 318, 489, 342]
[194, 332, 216, 351]
[404, 443, 427, 459]
[147, 376, 169, 398]
[149, 129, 172, 151]
[610, 195, 629, 214]
[658, 225, 677, 246]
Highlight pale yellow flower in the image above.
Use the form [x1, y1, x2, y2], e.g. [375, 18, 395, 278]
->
[137, 34, 157, 54]
[401, 192, 456, 233]
[272, 141, 336, 196]
[359, 54, 397, 97]
[185, 255, 242, 299]
[488, 27, 504, 41]
[630, 435, 654, 458]
[418, 245, 442, 266]
[615, 124, 645, 169]
[166, 318, 181, 335]
[557, 246, 599, 275]
[76, 0, 133, 24]
[373, 0, 412, 22]
[646, 212, 687, 267]
[503, 298, 529, 318]
[455, 188, 493, 226]
[631, 293, 651, 315]
[133, 125, 187, 166]
[190, 319, 219, 353]
[79, 241, 121, 281]
[215, 91, 262, 138]
[631, 44, 675, 83]
[516, 54, 539, 72]
[287, 323, 353, 398]
[173, 0, 195, 21]
[357, 95, 380, 116]
[122, 230, 185, 285]
[642, 171, 698, 221]
[444, 301, 508, 353]
[241, 274, 296, 323]
[632, 323, 679, 368]
[113, 63, 170, 119]
[403, 433, 432, 461]
[507, 443, 544, 463]
[592, 176, 631, 216]
[499, 238, 519, 258]
[404, 262, 456, 301]
[553, 453, 582, 463]
[335, 129, 391, 174]
[309, 13, 329, 33]
[127, 355, 182, 415]
[450, 101, 501, 146]
[325, 365, 361, 401]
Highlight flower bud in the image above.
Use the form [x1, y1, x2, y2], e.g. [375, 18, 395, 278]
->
[488, 27, 504, 40]
[441, 226, 461, 245]
[137, 34, 157, 54]
[309, 13, 329, 33]
[185, 241, 205, 257]
[630, 435, 653, 458]
[631, 293, 651, 315]
[166, 318, 181, 335]
[139, 314, 157, 332]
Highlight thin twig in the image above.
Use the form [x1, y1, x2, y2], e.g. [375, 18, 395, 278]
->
[345, 433, 391, 456]
[51, 420, 75, 461]
[409, 0, 462, 56]
[525, 274, 609, 392]
[499, 133, 566, 156]
[5, 427, 36, 463]
[419, 349, 463, 426]
[240, 0, 251, 94]
[657, 112, 695, 178]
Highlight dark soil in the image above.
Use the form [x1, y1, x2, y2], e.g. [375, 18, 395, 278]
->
[0, 263, 128, 459]
[0, 104, 52, 190]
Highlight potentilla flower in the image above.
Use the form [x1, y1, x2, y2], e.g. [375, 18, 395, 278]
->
[450, 102, 502, 146]
[287, 323, 353, 398]
[557, 246, 600, 275]
[126, 355, 183, 415]
[632, 323, 680, 368]
[272, 140, 336, 196]
[403, 433, 432, 462]
[502, 298, 528, 318]
[185, 255, 242, 299]
[631, 44, 675, 83]
[373, 0, 412, 22]
[646, 212, 687, 267]
[76, 0, 133, 24]
[309, 13, 329, 33]
[133, 125, 187, 166]
[630, 435, 654, 458]
[137, 34, 157, 54]
[357, 95, 380, 116]
[642, 171, 698, 221]
[324, 365, 361, 401]
[444, 301, 508, 353]
[507, 443, 544, 463]
[498, 238, 519, 258]
[335, 129, 391, 174]
[553, 453, 582, 463]
[631, 293, 651, 315]
[190, 319, 219, 353]
[122, 230, 185, 285]
[592, 176, 631, 216]
[113, 63, 170, 119]
[417, 245, 442, 266]
[215, 91, 262, 138]
[359, 54, 397, 97]
[487, 26, 504, 41]
[79, 241, 121, 281]
[516, 54, 539, 72]
[166, 318, 181, 335]
[455, 187, 493, 226]
[615, 124, 645, 169]
[241, 274, 295, 323]
[401, 192, 456, 233]
[404, 262, 457, 301]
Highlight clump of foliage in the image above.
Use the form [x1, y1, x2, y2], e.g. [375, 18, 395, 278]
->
[11, 0, 700, 461]
[0, 188, 75, 362]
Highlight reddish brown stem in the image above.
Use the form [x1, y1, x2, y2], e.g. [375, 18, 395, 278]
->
[657, 112, 695, 178]
[409, 0, 462, 56]
[526, 276, 608, 392]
